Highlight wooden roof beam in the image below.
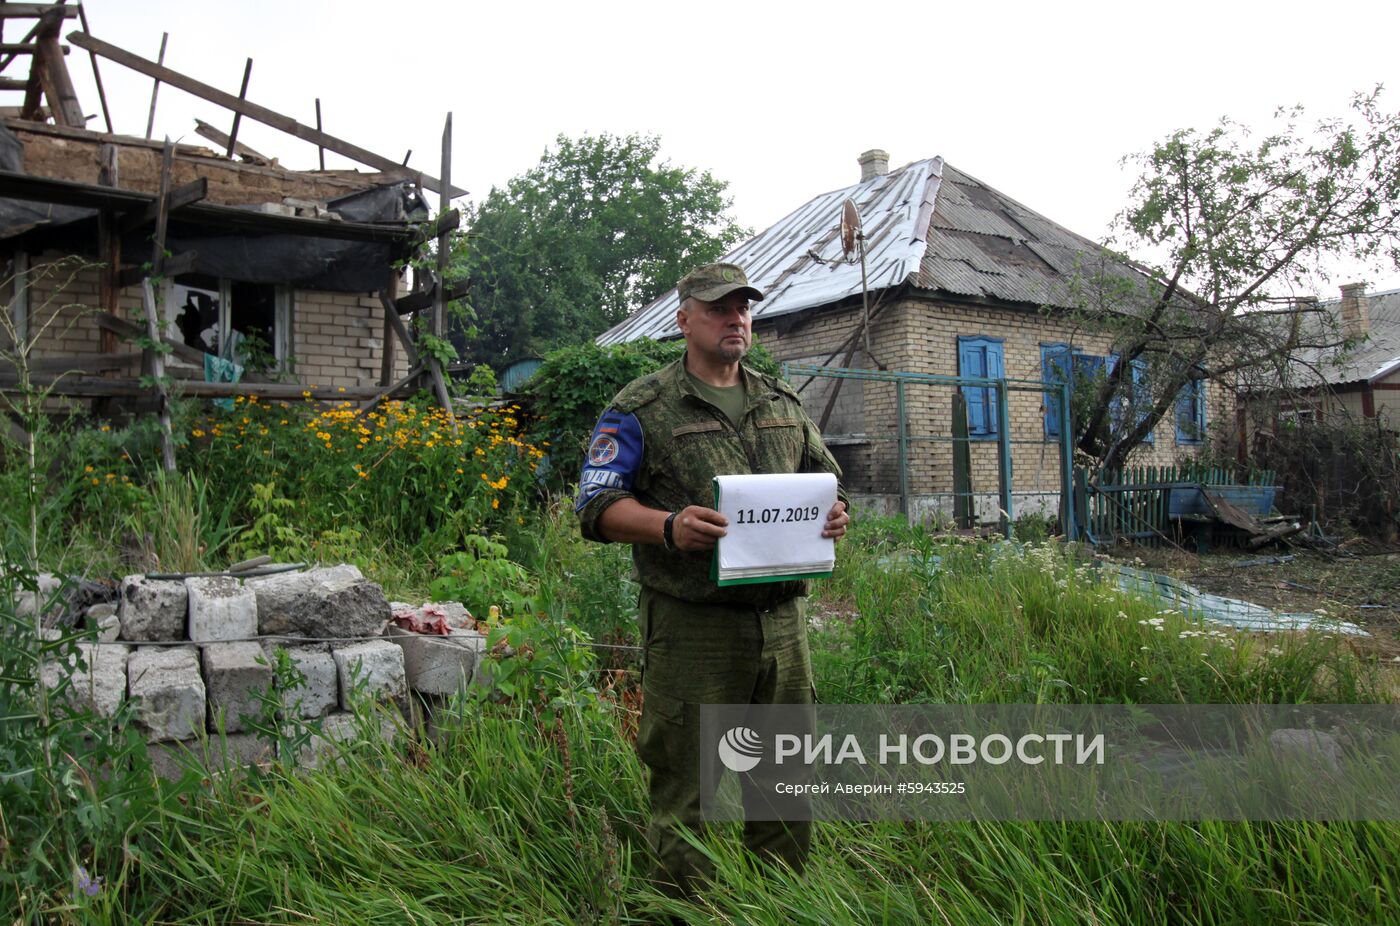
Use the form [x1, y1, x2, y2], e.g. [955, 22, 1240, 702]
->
[0, 5, 75, 72]
[193, 117, 272, 164]
[67, 30, 466, 198]
[35, 8, 82, 126]
[0, 42, 69, 54]
[0, 5, 80, 19]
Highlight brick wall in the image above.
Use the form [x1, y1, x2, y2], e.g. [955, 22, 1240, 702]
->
[757, 295, 1231, 519]
[292, 291, 409, 390]
[5, 256, 121, 360]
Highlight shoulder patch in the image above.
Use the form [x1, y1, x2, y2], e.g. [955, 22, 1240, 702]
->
[575, 409, 644, 512]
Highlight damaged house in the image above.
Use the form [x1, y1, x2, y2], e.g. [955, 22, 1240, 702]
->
[0, 5, 463, 426]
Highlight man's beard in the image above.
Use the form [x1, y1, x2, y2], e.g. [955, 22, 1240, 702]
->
[718, 342, 748, 363]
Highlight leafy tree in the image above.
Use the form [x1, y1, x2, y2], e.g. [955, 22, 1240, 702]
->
[1065, 89, 1400, 474]
[454, 133, 748, 370]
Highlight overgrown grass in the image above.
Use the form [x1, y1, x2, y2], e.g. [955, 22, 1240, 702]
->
[813, 516, 1380, 706]
[98, 702, 1399, 925]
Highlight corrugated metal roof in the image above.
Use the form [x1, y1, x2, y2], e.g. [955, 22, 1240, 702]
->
[597, 158, 944, 345]
[1291, 287, 1400, 385]
[597, 155, 1120, 346]
[914, 166, 1109, 309]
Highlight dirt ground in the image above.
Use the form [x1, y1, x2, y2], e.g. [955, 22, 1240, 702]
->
[1105, 542, 1400, 661]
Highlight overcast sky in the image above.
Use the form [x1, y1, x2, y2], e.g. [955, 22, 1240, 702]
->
[58, 0, 1400, 295]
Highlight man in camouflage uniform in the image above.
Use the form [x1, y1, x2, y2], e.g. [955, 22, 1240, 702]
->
[575, 261, 849, 897]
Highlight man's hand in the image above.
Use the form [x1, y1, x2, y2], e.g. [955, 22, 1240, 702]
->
[672, 505, 728, 552]
[822, 500, 850, 541]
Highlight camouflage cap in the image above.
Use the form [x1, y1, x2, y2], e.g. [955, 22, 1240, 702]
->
[677, 262, 765, 304]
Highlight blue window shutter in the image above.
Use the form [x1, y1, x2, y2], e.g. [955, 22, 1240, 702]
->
[1131, 358, 1153, 444]
[958, 338, 987, 435]
[1176, 378, 1206, 443]
[1196, 380, 1207, 437]
[1041, 344, 1071, 438]
[958, 335, 1003, 437]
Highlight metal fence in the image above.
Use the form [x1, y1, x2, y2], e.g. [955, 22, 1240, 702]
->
[783, 363, 1076, 539]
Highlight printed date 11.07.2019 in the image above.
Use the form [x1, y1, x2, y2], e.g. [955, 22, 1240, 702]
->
[733, 506, 822, 525]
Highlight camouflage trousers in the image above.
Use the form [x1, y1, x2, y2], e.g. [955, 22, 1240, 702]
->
[636, 585, 815, 898]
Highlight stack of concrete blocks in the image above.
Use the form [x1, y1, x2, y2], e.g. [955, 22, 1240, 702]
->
[36, 564, 485, 776]
[384, 601, 489, 736]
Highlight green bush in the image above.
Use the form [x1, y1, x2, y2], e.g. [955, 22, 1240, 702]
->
[523, 336, 779, 489]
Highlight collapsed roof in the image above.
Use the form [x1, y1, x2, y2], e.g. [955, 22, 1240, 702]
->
[0, 4, 454, 292]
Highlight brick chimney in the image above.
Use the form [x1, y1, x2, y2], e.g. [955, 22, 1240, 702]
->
[1338, 282, 1370, 339]
[858, 149, 890, 182]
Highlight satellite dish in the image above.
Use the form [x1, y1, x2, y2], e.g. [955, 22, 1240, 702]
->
[840, 198, 862, 259]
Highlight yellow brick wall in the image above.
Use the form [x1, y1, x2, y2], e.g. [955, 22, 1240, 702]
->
[5, 256, 119, 361]
[756, 295, 1230, 521]
[292, 291, 409, 390]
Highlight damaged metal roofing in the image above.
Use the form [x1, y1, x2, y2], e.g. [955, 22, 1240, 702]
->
[598, 155, 1118, 345]
[1292, 287, 1400, 386]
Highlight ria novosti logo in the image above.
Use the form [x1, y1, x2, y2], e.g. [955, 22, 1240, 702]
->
[717, 726, 764, 772]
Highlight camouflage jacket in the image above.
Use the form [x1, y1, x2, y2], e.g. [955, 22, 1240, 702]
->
[575, 356, 845, 605]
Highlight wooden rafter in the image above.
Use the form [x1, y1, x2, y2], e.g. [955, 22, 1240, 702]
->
[193, 118, 271, 164]
[68, 30, 466, 198]
[33, 8, 81, 125]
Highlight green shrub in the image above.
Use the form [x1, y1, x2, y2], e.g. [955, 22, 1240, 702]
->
[523, 336, 779, 489]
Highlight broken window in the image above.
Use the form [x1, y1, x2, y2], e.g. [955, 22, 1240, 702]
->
[170, 275, 291, 372]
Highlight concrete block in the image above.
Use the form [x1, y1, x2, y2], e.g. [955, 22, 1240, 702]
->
[86, 602, 120, 643]
[247, 565, 389, 638]
[40, 642, 129, 719]
[128, 647, 206, 743]
[15, 572, 62, 619]
[260, 642, 338, 719]
[332, 639, 406, 709]
[387, 624, 485, 696]
[148, 733, 275, 780]
[296, 710, 399, 769]
[202, 642, 273, 734]
[119, 575, 187, 641]
[186, 576, 257, 642]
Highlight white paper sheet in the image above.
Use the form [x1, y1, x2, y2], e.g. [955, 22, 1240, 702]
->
[713, 473, 837, 584]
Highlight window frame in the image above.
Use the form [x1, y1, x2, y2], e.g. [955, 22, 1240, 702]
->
[169, 276, 292, 372]
[957, 334, 1005, 440]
